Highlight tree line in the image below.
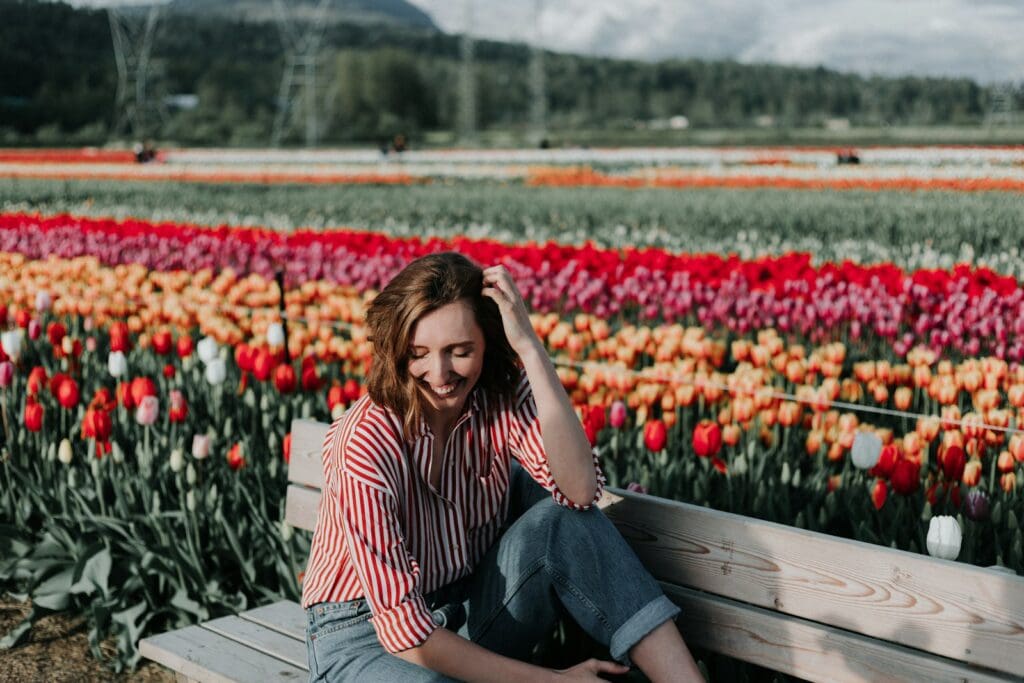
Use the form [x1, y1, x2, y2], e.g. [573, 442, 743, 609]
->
[1, 0, 1020, 146]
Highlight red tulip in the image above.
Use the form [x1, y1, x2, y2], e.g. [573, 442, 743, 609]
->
[274, 363, 297, 393]
[15, 308, 30, 329]
[27, 366, 47, 396]
[116, 381, 135, 409]
[82, 408, 112, 442]
[253, 347, 274, 381]
[163, 363, 175, 379]
[871, 479, 888, 510]
[692, 419, 722, 458]
[890, 458, 920, 495]
[283, 433, 292, 465]
[643, 419, 667, 452]
[48, 371, 69, 397]
[89, 387, 116, 411]
[235, 343, 254, 372]
[227, 442, 245, 470]
[24, 399, 43, 432]
[57, 378, 79, 409]
[47, 321, 66, 347]
[869, 443, 899, 478]
[941, 445, 965, 482]
[327, 383, 345, 410]
[152, 330, 173, 355]
[109, 321, 130, 352]
[176, 335, 193, 359]
[301, 363, 320, 392]
[129, 376, 157, 407]
[343, 378, 361, 403]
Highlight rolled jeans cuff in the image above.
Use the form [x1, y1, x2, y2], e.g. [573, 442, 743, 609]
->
[608, 595, 681, 666]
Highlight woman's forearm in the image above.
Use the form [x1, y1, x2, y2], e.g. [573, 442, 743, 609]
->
[394, 626, 555, 682]
[518, 341, 598, 505]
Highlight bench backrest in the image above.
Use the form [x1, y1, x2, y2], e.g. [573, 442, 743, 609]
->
[285, 418, 1024, 682]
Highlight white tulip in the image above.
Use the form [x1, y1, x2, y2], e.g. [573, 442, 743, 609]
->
[108, 350, 128, 378]
[196, 336, 219, 365]
[35, 290, 52, 312]
[926, 515, 962, 560]
[1, 330, 22, 360]
[851, 431, 883, 470]
[57, 438, 73, 465]
[331, 403, 346, 420]
[169, 448, 185, 473]
[204, 358, 226, 385]
[266, 322, 286, 348]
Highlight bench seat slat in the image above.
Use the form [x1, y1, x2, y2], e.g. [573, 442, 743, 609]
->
[239, 600, 307, 641]
[666, 583, 1017, 683]
[139, 625, 306, 683]
[203, 616, 308, 670]
[603, 491, 1024, 677]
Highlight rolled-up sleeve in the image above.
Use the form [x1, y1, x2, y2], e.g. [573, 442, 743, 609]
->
[339, 445, 437, 652]
[508, 370, 606, 510]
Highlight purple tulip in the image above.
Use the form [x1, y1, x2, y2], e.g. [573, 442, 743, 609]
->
[964, 490, 990, 522]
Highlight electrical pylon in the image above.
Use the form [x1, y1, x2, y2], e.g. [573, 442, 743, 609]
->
[272, 0, 333, 147]
[529, 0, 546, 145]
[108, 2, 167, 139]
[457, 0, 476, 145]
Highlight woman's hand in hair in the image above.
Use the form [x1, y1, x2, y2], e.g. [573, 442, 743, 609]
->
[481, 265, 540, 357]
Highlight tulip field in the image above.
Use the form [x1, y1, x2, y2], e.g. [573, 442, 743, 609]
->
[1, 146, 1024, 673]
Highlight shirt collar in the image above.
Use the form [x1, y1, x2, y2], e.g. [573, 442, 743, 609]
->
[412, 384, 484, 441]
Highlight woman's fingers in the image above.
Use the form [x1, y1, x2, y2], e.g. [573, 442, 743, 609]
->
[588, 659, 630, 674]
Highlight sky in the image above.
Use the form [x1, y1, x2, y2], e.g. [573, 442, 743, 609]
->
[61, 0, 1024, 83]
[409, 0, 1024, 84]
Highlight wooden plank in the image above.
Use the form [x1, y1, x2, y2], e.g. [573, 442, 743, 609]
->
[285, 484, 320, 532]
[664, 583, 1017, 683]
[139, 625, 306, 683]
[202, 616, 308, 671]
[603, 490, 1024, 677]
[240, 600, 307, 641]
[288, 419, 329, 489]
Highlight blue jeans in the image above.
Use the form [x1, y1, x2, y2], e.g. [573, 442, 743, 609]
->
[305, 461, 680, 682]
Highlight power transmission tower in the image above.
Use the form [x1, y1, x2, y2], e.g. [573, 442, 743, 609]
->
[987, 82, 1018, 126]
[272, 0, 333, 147]
[108, 3, 166, 139]
[529, 0, 546, 146]
[457, 0, 476, 145]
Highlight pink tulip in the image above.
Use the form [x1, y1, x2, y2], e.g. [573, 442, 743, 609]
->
[191, 434, 211, 460]
[0, 361, 13, 388]
[609, 400, 627, 429]
[27, 319, 41, 341]
[135, 395, 159, 425]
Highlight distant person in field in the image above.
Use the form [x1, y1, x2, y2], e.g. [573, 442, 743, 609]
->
[301, 252, 703, 682]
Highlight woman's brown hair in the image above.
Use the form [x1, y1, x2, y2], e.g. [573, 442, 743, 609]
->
[365, 252, 520, 442]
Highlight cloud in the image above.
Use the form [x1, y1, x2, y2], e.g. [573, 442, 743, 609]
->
[409, 0, 1024, 82]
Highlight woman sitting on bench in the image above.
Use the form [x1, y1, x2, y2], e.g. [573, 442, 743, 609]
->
[301, 252, 703, 682]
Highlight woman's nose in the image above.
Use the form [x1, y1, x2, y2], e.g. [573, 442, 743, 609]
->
[429, 354, 453, 382]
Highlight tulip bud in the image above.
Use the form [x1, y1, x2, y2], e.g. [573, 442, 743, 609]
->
[27, 319, 41, 340]
[926, 515, 962, 560]
[169, 448, 185, 473]
[186, 489, 197, 512]
[111, 441, 125, 464]
[192, 433, 211, 460]
[186, 463, 197, 485]
[964, 489, 989, 521]
[267, 322, 286, 348]
[609, 400, 627, 429]
[1, 330, 22, 360]
[0, 361, 13, 388]
[331, 402, 346, 420]
[197, 336, 219, 365]
[57, 438, 73, 465]
[108, 351, 128, 378]
[205, 358, 226, 385]
[280, 520, 294, 542]
[35, 290, 52, 312]
[135, 395, 159, 425]
[625, 482, 648, 495]
[850, 431, 882, 469]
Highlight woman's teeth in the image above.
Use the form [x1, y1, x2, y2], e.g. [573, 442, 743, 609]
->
[431, 380, 461, 397]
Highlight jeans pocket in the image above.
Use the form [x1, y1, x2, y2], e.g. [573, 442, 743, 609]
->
[307, 603, 373, 681]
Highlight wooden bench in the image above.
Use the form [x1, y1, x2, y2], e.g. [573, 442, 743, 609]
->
[141, 418, 1024, 682]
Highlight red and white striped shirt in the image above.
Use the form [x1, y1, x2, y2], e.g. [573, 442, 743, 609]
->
[301, 369, 605, 653]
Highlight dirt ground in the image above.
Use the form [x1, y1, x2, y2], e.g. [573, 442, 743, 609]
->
[0, 594, 175, 683]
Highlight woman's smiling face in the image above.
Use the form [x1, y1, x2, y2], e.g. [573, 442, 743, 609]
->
[408, 300, 486, 421]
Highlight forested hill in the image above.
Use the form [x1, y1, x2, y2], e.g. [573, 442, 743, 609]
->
[1, 0, 1017, 145]
[171, 0, 436, 30]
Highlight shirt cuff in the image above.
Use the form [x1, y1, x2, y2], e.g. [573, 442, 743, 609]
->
[369, 592, 438, 653]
